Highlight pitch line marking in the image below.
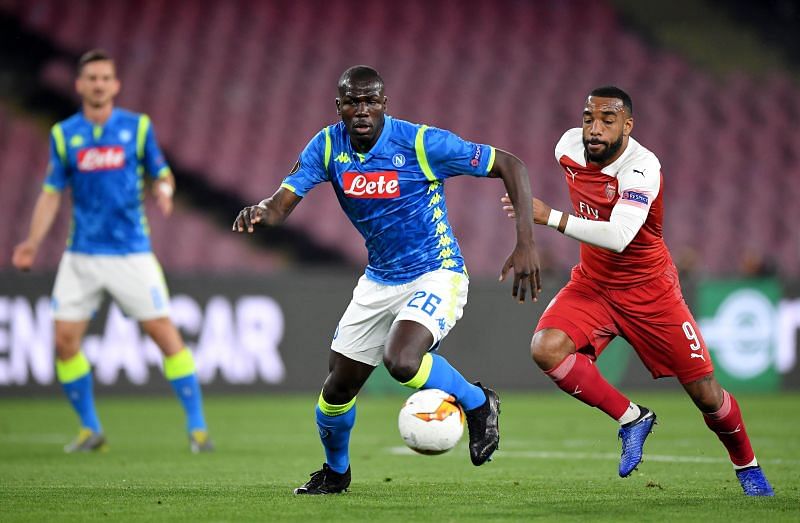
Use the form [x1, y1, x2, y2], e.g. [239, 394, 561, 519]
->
[387, 447, 799, 465]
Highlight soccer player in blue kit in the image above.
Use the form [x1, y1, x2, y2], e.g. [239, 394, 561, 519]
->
[233, 66, 541, 494]
[12, 50, 212, 453]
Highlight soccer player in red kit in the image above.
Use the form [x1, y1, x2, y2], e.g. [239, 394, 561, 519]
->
[502, 86, 773, 496]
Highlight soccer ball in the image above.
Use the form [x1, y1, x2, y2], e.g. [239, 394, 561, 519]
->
[398, 388, 465, 455]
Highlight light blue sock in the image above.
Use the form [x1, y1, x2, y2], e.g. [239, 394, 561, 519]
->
[61, 373, 102, 433]
[316, 395, 357, 474]
[422, 354, 486, 410]
[169, 374, 207, 432]
[164, 349, 207, 433]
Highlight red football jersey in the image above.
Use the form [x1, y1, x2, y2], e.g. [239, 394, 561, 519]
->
[555, 128, 672, 287]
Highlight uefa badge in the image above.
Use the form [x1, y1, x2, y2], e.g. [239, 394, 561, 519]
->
[392, 153, 406, 168]
[605, 182, 616, 202]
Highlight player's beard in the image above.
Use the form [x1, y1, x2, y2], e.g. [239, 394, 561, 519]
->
[584, 134, 623, 163]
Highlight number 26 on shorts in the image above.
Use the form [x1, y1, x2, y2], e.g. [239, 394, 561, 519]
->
[407, 291, 442, 316]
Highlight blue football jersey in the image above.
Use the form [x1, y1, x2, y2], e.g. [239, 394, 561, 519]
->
[43, 108, 171, 254]
[281, 115, 496, 284]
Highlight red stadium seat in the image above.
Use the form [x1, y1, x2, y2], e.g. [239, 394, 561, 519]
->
[1, 0, 797, 276]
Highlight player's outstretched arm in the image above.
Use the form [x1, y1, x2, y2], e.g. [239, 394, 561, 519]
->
[489, 149, 541, 303]
[501, 194, 645, 254]
[12, 190, 62, 271]
[502, 195, 562, 226]
[232, 187, 302, 233]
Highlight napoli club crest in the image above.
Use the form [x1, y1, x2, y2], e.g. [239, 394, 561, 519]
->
[604, 182, 616, 202]
[392, 153, 406, 168]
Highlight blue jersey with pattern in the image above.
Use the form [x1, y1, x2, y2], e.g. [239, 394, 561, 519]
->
[281, 115, 495, 284]
[43, 108, 171, 254]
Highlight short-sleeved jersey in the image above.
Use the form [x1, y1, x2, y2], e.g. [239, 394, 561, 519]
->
[281, 115, 496, 284]
[44, 108, 171, 254]
[555, 128, 672, 287]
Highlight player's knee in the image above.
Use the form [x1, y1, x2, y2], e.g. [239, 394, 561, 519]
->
[322, 379, 359, 405]
[54, 330, 81, 360]
[683, 374, 724, 413]
[531, 329, 574, 371]
[382, 353, 419, 383]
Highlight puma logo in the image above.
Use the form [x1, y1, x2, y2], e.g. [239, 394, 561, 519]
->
[719, 424, 742, 435]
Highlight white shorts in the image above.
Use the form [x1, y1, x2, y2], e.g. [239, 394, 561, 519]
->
[331, 269, 469, 366]
[52, 252, 171, 321]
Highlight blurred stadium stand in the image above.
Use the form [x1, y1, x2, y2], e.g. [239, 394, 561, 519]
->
[1, 0, 798, 277]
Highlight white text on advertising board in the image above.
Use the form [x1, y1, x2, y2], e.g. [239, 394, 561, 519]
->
[0, 294, 285, 386]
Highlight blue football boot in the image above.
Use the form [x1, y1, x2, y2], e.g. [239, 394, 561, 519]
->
[736, 466, 775, 496]
[618, 407, 656, 477]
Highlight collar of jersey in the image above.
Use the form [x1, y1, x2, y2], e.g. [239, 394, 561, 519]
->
[78, 107, 120, 131]
[345, 114, 392, 163]
[600, 136, 639, 176]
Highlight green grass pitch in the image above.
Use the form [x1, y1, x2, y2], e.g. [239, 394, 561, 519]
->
[1, 392, 798, 522]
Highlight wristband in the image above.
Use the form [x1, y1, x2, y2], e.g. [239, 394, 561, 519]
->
[158, 182, 174, 198]
[546, 209, 563, 229]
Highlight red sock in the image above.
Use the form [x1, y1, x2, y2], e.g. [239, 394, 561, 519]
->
[702, 390, 755, 466]
[545, 353, 630, 420]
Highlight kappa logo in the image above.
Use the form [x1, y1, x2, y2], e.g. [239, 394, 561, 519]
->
[343, 171, 400, 198]
[335, 152, 351, 163]
[69, 135, 84, 148]
[77, 146, 125, 171]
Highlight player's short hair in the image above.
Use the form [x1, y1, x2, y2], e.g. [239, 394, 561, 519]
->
[338, 65, 384, 93]
[77, 49, 114, 75]
[589, 86, 633, 116]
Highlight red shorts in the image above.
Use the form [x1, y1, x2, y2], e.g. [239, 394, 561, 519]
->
[536, 265, 714, 384]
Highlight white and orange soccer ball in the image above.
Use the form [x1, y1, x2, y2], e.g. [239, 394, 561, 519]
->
[398, 388, 465, 455]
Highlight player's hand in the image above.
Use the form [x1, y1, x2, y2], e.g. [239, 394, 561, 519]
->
[501, 194, 550, 225]
[154, 181, 174, 217]
[499, 242, 542, 303]
[232, 203, 268, 233]
[12, 240, 38, 271]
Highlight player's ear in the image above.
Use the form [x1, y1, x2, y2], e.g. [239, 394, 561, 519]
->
[335, 98, 342, 115]
[624, 116, 634, 137]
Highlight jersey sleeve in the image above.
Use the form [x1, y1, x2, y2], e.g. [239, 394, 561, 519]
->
[418, 126, 495, 180]
[43, 124, 68, 193]
[554, 128, 583, 163]
[139, 115, 171, 179]
[280, 128, 330, 197]
[615, 155, 661, 216]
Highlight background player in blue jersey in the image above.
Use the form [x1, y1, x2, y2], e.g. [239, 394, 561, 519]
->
[12, 49, 212, 454]
[233, 65, 541, 494]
